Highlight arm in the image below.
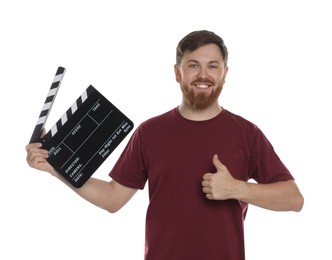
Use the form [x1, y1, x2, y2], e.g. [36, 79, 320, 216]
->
[202, 154, 304, 212]
[26, 142, 137, 213]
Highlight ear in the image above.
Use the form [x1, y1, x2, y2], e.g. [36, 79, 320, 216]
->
[174, 64, 181, 83]
[222, 66, 229, 84]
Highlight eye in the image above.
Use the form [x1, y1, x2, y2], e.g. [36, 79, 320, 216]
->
[189, 63, 199, 69]
[208, 64, 219, 69]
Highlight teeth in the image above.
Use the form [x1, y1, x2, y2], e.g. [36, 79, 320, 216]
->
[196, 84, 209, 89]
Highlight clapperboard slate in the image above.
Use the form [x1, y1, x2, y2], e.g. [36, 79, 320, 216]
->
[30, 67, 134, 188]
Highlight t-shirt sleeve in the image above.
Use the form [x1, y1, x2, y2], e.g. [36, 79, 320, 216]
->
[109, 126, 147, 189]
[248, 128, 295, 184]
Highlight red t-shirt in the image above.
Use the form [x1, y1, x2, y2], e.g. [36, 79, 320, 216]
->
[110, 108, 294, 260]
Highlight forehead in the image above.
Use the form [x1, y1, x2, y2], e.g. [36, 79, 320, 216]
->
[182, 43, 224, 63]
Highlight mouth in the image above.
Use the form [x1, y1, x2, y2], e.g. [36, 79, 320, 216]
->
[194, 84, 211, 89]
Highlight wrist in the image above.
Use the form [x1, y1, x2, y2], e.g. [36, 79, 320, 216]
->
[231, 179, 248, 201]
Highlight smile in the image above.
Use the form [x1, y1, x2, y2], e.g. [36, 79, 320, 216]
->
[194, 84, 211, 89]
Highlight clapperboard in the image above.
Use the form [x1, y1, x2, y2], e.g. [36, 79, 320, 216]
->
[29, 67, 134, 188]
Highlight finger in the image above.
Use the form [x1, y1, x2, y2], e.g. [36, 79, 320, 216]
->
[26, 146, 48, 164]
[30, 154, 48, 164]
[27, 155, 45, 168]
[202, 187, 211, 194]
[202, 173, 212, 181]
[201, 180, 210, 187]
[205, 193, 215, 200]
[25, 142, 42, 151]
[27, 151, 43, 164]
[26, 146, 48, 158]
[212, 154, 225, 171]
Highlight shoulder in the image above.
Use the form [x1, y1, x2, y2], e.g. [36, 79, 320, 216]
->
[138, 108, 178, 130]
[222, 108, 260, 133]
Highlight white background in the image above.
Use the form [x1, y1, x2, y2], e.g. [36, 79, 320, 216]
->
[1, 0, 331, 259]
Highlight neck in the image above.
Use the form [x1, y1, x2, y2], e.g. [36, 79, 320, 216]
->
[178, 102, 222, 121]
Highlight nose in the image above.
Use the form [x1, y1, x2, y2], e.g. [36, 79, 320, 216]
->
[197, 66, 208, 78]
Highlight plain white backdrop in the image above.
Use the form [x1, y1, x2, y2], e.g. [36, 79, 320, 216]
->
[1, 0, 331, 259]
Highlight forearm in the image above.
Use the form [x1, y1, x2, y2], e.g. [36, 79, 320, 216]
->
[233, 180, 304, 212]
[26, 142, 137, 212]
[51, 169, 137, 213]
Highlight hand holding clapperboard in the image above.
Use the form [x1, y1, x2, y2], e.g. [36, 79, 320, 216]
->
[29, 67, 134, 188]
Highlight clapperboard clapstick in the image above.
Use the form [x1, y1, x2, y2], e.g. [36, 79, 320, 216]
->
[29, 66, 66, 143]
[29, 67, 134, 188]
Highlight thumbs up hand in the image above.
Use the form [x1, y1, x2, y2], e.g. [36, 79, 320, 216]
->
[202, 154, 239, 200]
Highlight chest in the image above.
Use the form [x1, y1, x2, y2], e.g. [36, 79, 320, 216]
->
[142, 124, 252, 187]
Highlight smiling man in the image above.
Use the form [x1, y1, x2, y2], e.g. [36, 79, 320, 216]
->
[26, 30, 304, 260]
[175, 39, 228, 118]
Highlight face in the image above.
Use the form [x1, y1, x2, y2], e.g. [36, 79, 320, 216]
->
[174, 43, 228, 110]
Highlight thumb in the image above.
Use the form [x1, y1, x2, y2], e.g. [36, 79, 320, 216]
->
[213, 154, 225, 171]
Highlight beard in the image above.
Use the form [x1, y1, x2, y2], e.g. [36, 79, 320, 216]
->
[181, 82, 223, 110]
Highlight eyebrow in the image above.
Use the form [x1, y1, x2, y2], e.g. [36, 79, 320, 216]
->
[186, 59, 221, 64]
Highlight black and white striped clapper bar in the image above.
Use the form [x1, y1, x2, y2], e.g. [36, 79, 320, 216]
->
[29, 67, 134, 188]
[29, 66, 66, 143]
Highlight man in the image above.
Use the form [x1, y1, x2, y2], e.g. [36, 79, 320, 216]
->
[26, 30, 304, 260]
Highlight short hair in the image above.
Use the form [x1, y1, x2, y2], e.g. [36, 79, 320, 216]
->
[176, 30, 228, 66]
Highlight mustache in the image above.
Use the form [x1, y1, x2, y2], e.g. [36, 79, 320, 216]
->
[192, 78, 214, 85]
